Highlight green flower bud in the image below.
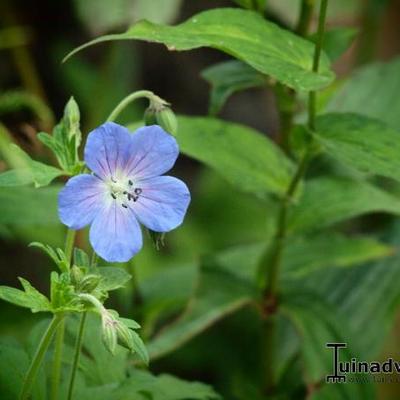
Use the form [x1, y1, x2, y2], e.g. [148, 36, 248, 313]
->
[156, 107, 178, 136]
[64, 97, 80, 140]
[70, 265, 84, 285]
[115, 320, 134, 351]
[78, 274, 102, 293]
[101, 312, 117, 355]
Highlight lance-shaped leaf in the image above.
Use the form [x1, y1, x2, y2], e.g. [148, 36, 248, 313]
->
[288, 177, 400, 233]
[64, 8, 334, 92]
[0, 145, 63, 188]
[148, 265, 256, 360]
[177, 116, 295, 198]
[314, 113, 400, 182]
[202, 60, 266, 115]
[325, 57, 400, 130]
[0, 278, 51, 313]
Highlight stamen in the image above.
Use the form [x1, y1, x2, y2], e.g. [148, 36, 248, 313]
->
[111, 193, 117, 199]
[133, 195, 139, 202]
[128, 180, 133, 186]
[111, 177, 117, 183]
[122, 203, 128, 208]
[134, 188, 142, 195]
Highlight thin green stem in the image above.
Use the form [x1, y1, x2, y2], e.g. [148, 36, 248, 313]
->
[296, 0, 316, 37]
[106, 90, 158, 122]
[67, 312, 88, 400]
[19, 314, 64, 400]
[50, 316, 65, 400]
[260, 0, 329, 393]
[49, 228, 75, 399]
[308, 0, 328, 131]
[64, 228, 76, 267]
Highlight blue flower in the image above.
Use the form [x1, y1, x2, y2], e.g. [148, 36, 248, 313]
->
[58, 122, 190, 262]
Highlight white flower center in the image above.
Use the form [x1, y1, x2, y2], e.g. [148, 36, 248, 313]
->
[107, 176, 142, 209]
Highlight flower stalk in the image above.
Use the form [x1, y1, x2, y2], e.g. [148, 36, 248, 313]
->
[67, 312, 87, 400]
[19, 314, 64, 400]
[106, 90, 167, 123]
[260, 0, 329, 393]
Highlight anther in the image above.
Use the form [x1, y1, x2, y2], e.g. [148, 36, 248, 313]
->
[122, 203, 128, 208]
[111, 177, 117, 183]
[134, 188, 142, 195]
[128, 180, 133, 186]
[111, 193, 117, 199]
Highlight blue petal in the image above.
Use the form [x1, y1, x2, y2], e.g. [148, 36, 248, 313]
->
[84, 122, 133, 179]
[123, 125, 179, 180]
[89, 199, 143, 262]
[58, 174, 104, 230]
[133, 176, 190, 232]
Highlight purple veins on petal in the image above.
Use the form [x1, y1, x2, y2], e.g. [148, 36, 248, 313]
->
[89, 200, 143, 263]
[58, 174, 105, 230]
[58, 122, 190, 263]
[132, 176, 191, 232]
[122, 125, 179, 180]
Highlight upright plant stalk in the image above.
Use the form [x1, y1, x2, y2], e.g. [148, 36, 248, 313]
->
[50, 228, 76, 400]
[50, 316, 65, 400]
[67, 312, 88, 400]
[277, 0, 316, 153]
[19, 314, 64, 400]
[261, 0, 329, 393]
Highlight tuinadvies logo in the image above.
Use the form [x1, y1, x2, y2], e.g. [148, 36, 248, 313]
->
[326, 343, 400, 383]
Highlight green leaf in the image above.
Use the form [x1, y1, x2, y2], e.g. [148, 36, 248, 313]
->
[114, 370, 221, 400]
[0, 145, 64, 188]
[314, 113, 400, 183]
[288, 176, 400, 233]
[0, 169, 33, 186]
[0, 279, 51, 313]
[0, 342, 47, 400]
[304, 220, 400, 360]
[64, 8, 334, 92]
[177, 115, 295, 198]
[325, 56, 400, 130]
[282, 233, 394, 279]
[119, 317, 141, 329]
[210, 232, 393, 283]
[281, 289, 375, 399]
[201, 60, 266, 115]
[96, 267, 131, 291]
[29, 242, 68, 272]
[130, 331, 149, 365]
[0, 185, 60, 226]
[148, 265, 256, 360]
[310, 27, 358, 62]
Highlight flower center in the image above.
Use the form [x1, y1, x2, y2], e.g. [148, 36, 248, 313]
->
[108, 177, 142, 208]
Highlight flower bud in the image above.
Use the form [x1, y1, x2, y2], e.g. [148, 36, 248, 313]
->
[115, 320, 134, 351]
[70, 265, 84, 285]
[78, 274, 102, 293]
[101, 312, 117, 355]
[155, 107, 178, 136]
[64, 97, 80, 140]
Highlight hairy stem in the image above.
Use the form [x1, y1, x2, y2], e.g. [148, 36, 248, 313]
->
[19, 314, 64, 400]
[50, 317, 65, 400]
[106, 90, 162, 122]
[64, 228, 76, 267]
[261, 0, 329, 393]
[49, 228, 75, 399]
[67, 312, 88, 400]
